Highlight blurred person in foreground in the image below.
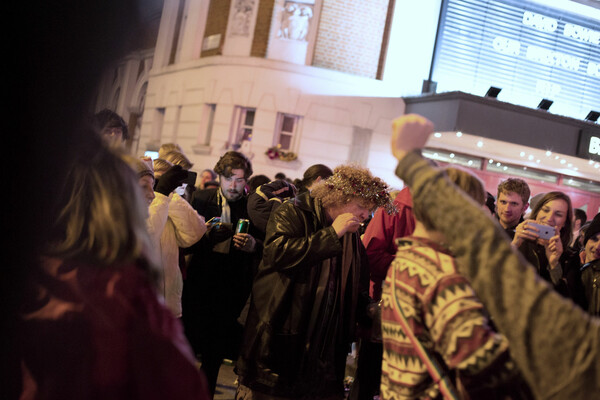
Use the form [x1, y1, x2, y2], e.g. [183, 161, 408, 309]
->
[6, 1, 209, 398]
[18, 133, 209, 399]
[380, 165, 532, 399]
[388, 113, 600, 399]
[236, 165, 395, 400]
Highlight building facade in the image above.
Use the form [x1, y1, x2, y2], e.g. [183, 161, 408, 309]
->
[94, 0, 600, 214]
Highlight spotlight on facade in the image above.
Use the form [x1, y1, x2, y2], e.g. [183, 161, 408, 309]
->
[537, 99, 553, 111]
[585, 111, 599, 122]
[485, 86, 501, 98]
[421, 79, 437, 94]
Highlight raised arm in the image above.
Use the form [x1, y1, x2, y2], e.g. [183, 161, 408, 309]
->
[390, 114, 600, 399]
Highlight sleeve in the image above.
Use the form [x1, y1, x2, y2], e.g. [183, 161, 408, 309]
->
[362, 207, 397, 283]
[424, 272, 515, 393]
[115, 265, 211, 400]
[147, 193, 170, 247]
[261, 202, 342, 273]
[356, 240, 375, 327]
[395, 151, 600, 398]
[362, 201, 415, 298]
[247, 192, 274, 234]
[168, 193, 207, 248]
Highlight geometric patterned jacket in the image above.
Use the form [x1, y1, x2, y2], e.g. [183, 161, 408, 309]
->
[380, 236, 527, 400]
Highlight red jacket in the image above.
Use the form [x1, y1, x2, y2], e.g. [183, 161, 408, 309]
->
[19, 258, 209, 400]
[362, 187, 415, 300]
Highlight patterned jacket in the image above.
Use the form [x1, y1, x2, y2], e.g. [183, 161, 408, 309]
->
[381, 236, 528, 400]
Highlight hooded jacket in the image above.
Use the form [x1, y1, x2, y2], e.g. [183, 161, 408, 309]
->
[236, 191, 371, 397]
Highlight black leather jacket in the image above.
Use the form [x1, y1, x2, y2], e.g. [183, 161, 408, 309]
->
[236, 192, 371, 397]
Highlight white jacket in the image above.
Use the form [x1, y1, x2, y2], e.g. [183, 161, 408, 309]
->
[147, 192, 206, 317]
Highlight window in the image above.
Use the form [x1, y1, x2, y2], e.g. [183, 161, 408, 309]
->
[275, 113, 300, 150]
[168, 0, 186, 65]
[151, 107, 166, 144]
[485, 159, 558, 183]
[232, 107, 256, 149]
[349, 126, 372, 165]
[202, 104, 216, 146]
[431, 0, 600, 120]
[423, 148, 482, 170]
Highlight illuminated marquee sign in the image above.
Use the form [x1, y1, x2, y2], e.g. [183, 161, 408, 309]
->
[590, 136, 600, 155]
[432, 0, 600, 120]
[578, 130, 600, 161]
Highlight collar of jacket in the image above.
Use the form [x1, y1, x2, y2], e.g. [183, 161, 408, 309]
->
[581, 258, 600, 272]
[292, 191, 329, 226]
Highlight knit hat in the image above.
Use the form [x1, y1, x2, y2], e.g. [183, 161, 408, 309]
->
[584, 213, 600, 246]
[122, 154, 154, 180]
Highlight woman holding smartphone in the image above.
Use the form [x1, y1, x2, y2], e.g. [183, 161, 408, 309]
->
[512, 192, 585, 307]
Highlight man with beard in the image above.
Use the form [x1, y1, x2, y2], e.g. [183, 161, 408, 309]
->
[183, 151, 259, 398]
[496, 178, 530, 239]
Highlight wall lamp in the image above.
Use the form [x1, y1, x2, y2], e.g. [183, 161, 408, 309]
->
[585, 110, 599, 122]
[537, 99, 553, 111]
[485, 86, 502, 98]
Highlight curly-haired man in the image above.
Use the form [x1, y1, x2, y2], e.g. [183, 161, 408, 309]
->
[236, 165, 396, 400]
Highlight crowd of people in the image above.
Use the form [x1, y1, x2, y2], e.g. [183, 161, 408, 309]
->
[12, 105, 600, 400]
[7, 3, 600, 399]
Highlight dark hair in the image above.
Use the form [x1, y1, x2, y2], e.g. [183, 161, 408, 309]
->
[214, 151, 253, 179]
[574, 208, 587, 225]
[204, 180, 219, 189]
[529, 191, 574, 249]
[201, 169, 217, 180]
[275, 172, 287, 180]
[297, 164, 333, 192]
[485, 192, 496, 216]
[93, 109, 129, 140]
[48, 132, 155, 271]
[247, 174, 271, 193]
[497, 178, 530, 205]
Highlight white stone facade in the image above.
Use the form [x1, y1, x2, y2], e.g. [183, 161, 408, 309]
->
[93, 0, 443, 186]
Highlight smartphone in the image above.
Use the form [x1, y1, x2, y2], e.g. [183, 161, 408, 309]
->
[527, 222, 555, 240]
[144, 150, 159, 160]
[185, 170, 197, 186]
[207, 216, 221, 225]
[174, 183, 187, 196]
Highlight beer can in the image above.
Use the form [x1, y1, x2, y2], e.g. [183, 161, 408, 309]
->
[236, 218, 250, 234]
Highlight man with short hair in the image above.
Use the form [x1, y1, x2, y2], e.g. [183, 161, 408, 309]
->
[183, 151, 259, 398]
[93, 108, 129, 148]
[496, 178, 530, 239]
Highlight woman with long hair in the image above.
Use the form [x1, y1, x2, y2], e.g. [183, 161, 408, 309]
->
[18, 132, 209, 399]
[512, 191, 585, 307]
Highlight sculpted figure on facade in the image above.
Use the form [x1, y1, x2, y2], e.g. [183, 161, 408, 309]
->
[230, 0, 255, 37]
[278, 2, 313, 41]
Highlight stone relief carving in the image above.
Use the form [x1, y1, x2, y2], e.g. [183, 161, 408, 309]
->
[229, 0, 255, 37]
[278, 2, 313, 42]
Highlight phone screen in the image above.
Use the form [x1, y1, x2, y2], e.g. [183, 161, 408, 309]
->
[175, 183, 187, 196]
